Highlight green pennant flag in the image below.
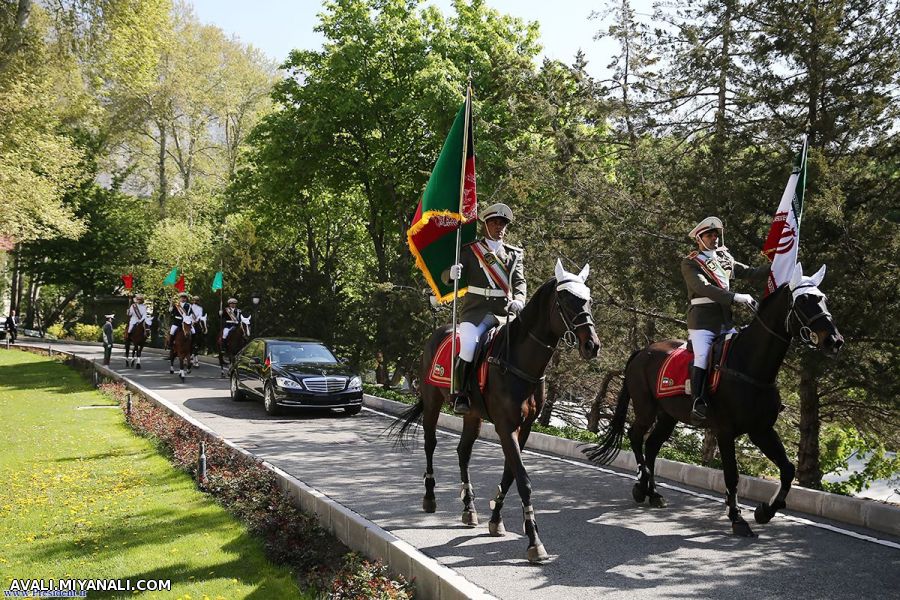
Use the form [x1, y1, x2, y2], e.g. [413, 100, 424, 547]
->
[162, 267, 178, 286]
[211, 271, 223, 292]
[407, 86, 477, 303]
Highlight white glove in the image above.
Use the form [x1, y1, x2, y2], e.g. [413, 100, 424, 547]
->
[733, 293, 759, 311]
[449, 264, 463, 281]
[507, 299, 525, 315]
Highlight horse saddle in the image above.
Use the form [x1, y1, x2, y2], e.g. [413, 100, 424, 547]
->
[425, 327, 499, 392]
[655, 333, 735, 399]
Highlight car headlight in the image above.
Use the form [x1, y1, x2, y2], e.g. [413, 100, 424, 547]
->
[347, 376, 362, 391]
[275, 376, 302, 390]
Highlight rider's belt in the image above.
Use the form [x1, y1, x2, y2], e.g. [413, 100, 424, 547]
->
[467, 286, 509, 299]
[691, 297, 716, 305]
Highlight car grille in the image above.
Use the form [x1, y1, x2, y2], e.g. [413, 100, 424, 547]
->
[302, 376, 347, 393]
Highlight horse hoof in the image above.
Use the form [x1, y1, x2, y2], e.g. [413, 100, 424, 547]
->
[422, 496, 436, 513]
[648, 492, 667, 508]
[488, 520, 506, 536]
[135, 363, 141, 369]
[462, 510, 479, 527]
[169, 368, 174, 374]
[179, 375, 185, 383]
[754, 503, 773, 524]
[732, 519, 757, 538]
[526, 544, 550, 564]
[632, 482, 648, 503]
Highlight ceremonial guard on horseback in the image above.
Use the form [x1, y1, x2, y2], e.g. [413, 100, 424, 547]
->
[393, 83, 600, 563]
[446, 202, 526, 415]
[124, 293, 150, 368]
[168, 292, 193, 381]
[190, 295, 207, 368]
[682, 217, 767, 422]
[218, 297, 249, 377]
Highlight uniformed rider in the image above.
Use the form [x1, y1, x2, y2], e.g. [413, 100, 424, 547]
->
[221, 298, 242, 340]
[682, 217, 768, 422]
[169, 292, 192, 338]
[190, 295, 206, 333]
[446, 202, 526, 415]
[126, 294, 148, 335]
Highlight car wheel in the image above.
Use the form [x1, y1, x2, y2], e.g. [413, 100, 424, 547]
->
[264, 384, 282, 416]
[231, 373, 246, 401]
[343, 405, 362, 416]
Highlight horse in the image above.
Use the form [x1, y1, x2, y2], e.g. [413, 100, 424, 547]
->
[168, 316, 193, 383]
[191, 314, 208, 368]
[584, 263, 843, 537]
[391, 260, 601, 563]
[123, 317, 151, 368]
[218, 315, 250, 377]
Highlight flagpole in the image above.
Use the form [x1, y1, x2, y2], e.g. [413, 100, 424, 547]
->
[449, 80, 473, 395]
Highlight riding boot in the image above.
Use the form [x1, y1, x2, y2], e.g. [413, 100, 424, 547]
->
[690, 366, 709, 423]
[451, 358, 473, 415]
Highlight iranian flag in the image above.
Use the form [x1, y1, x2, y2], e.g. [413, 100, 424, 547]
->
[763, 137, 808, 295]
[407, 86, 477, 303]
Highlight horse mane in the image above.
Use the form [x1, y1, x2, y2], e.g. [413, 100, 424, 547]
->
[506, 276, 558, 343]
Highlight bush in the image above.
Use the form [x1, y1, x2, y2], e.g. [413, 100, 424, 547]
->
[45, 323, 67, 339]
[72, 323, 102, 341]
[329, 553, 415, 599]
[113, 323, 126, 343]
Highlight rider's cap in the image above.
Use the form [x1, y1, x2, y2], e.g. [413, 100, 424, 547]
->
[192, 295, 201, 301]
[134, 293, 144, 300]
[689, 216, 724, 239]
[227, 297, 238, 303]
[480, 203, 514, 223]
[104, 314, 115, 319]
[178, 292, 189, 298]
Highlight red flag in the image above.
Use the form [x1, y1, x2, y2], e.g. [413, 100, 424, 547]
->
[121, 273, 133, 290]
[174, 275, 186, 292]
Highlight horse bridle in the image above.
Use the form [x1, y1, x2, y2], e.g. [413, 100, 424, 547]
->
[752, 284, 833, 349]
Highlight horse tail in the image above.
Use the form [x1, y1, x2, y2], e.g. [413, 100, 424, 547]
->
[583, 350, 640, 465]
[386, 398, 424, 452]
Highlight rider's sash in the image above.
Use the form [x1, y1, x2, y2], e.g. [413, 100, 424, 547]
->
[692, 253, 729, 289]
[225, 307, 239, 325]
[470, 241, 511, 296]
[129, 303, 147, 320]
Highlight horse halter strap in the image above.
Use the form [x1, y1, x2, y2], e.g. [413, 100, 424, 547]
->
[554, 282, 594, 350]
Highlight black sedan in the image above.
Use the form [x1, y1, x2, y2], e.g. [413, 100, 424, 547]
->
[229, 337, 363, 416]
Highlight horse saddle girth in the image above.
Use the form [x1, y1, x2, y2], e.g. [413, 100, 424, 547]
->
[426, 327, 498, 392]
[656, 333, 735, 399]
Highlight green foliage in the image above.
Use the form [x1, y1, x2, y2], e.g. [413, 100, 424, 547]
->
[71, 323, 102, 342]
[820, 426, 900, 496]
[45, 323, 66, 339]
[329, 553, 415, 600]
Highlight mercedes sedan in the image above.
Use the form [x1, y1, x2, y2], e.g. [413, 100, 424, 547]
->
[229, 337, 363, 416]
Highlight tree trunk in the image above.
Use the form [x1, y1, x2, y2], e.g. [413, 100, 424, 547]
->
[587, 370, 622, 433]
[24, 277, 37, 328]
[797, 359, 822, 488]
[701, 430, 718, 465]
[158, 121, 168, 214]
[0, 0, 32, 76]
[9, 249, 20, 313]
[537, 353, 561, 426]
[43, 287, 80, 329]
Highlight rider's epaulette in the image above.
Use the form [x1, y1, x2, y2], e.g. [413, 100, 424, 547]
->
[503, 243, 523, 254]
[685, 250, 700, 261]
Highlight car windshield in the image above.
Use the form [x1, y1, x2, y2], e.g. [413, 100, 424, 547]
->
[268, 343, 337, 365]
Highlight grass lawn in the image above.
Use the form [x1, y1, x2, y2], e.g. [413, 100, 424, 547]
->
[0, 349, 305, 599]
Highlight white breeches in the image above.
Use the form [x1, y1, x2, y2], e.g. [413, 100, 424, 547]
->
[688, 327, 737, 368]
[223, 326, 235, 339]
[458, 314, 499, 362]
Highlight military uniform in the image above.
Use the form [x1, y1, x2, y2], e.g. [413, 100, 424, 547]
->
[169, 297, 192, 337]
[682, 216, 767, 421]
[126, 296, 148, 334]
[444, 202, 526, 414]
[221, 302, 242, 339]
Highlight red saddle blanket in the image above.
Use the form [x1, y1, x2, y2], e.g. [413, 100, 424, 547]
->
[655, 336, 733, 399]
[425, 331, 491, 393]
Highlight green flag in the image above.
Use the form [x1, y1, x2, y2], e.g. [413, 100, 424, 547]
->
[163, 267, 178, 286]
[407, 86, 477, 303]
[211, 271, 223, 292]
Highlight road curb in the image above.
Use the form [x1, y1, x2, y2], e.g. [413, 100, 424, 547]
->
[364, 393, 900, 539]
[11, 345, 496, 600]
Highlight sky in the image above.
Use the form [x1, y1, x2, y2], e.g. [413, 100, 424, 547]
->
[189, 0, 654, 78]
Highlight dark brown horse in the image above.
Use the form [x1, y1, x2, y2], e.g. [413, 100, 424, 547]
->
[392, 260, 601, 563]
[191, 313, 207, 368]
[124, 317, 150, 368]
[585, 263, 843, 537]
[217, 317, 248, 378]
[169, 317, 193, 383]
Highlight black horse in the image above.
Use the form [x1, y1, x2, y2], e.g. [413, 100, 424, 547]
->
[168, 318, 193, 383]
[585, 263, 843, 537]
[218, 319, 247, 378]
[392, 260, 601, 563]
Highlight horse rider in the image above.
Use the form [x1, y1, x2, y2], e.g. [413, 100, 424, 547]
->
[446, 202, 526, 415]
[221, 298, 243, 342]
[682, 216, 768, 422]
[126, 293, 148, 336]
[101, 314, 115, 365]
[169, 292, 192, 340]
[190, 295, 206, 333]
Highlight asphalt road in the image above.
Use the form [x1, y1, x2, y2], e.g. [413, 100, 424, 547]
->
[17, 342, 900, 599]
